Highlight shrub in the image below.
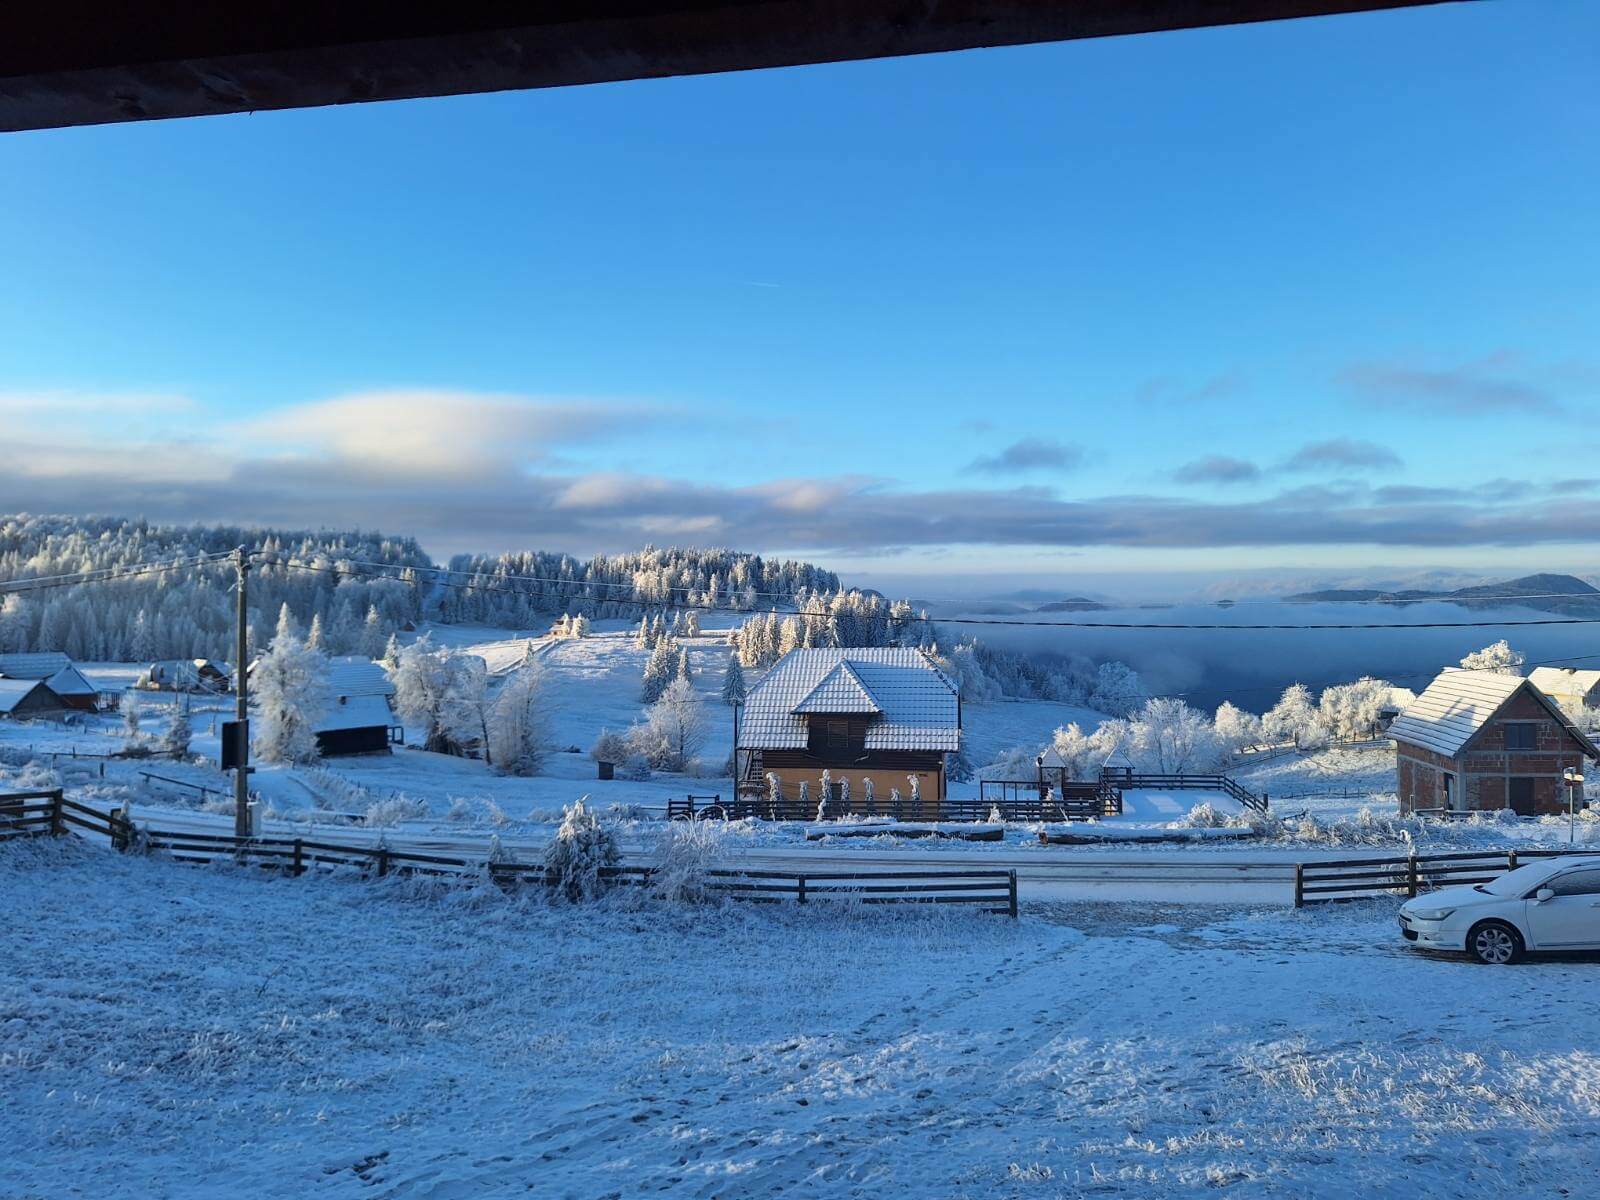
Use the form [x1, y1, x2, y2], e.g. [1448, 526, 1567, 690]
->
[648, 820, 725, 905]
[542, 798, 620, 902]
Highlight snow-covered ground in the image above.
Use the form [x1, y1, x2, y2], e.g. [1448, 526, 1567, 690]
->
[4, 838, 1598, 1199]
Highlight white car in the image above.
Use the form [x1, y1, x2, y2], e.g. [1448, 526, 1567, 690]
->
[1398, 856, 1600, 964]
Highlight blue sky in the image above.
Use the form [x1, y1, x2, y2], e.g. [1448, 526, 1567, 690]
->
[1, 0, 1596, 594]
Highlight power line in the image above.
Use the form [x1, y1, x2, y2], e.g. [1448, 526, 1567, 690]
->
[0, 552, 234, 596]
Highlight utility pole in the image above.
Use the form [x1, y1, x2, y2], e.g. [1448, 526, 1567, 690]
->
[233, 546, 252, 838]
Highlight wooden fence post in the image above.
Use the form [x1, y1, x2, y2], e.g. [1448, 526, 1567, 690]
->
[1292, 863, 1304, 908]
[375, 847, 389, 878]
[1508, 850, 1519, 872]
[1406, 855, 1419, 898]
[797, 874, 807, 904]
[49, 789, 64, 837]
[1007, 870, 1018, 919]
[292, 839, 304, 877]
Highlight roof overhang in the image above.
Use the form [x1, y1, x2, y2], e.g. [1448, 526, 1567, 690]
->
[2, 2, 1467, 132]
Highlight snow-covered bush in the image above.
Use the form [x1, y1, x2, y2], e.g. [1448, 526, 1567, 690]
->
[542, 798, 619, 902]
[445, 796, 473, 822]
[590, 728, 630, 764]
[648, 820, 725, 905]
[361, 794, 430, 828]
[1181, 802, 1231, 829]
[252, 631, 331, 764]
[982, 743, 1040, 782]
[1460, 639, 1524, 676]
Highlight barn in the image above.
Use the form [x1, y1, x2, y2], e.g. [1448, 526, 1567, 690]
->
[313, 657, 400, 758]
[1388, 668, 1597, 816]
[735, 647, 961, 818]
[0, 678, 69, 720]
[0, 652, 101, 711]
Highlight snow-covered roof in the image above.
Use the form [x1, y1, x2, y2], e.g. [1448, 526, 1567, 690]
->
[0, 678, 57, 714]
[737, 647, 959, 751]
[1528, 666, 1600, 699]
[45, 664, 99, 697]
[314, 694, 396, 733]
[325, 656, 394, 698]
[0, 651, 71, 680]
[1387, 668, 1599, 759]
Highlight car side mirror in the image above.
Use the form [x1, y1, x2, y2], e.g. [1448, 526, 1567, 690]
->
[1535, 888, 1555, 903]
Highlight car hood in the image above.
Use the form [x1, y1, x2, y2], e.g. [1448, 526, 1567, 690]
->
[1403, 884, 1491, 912]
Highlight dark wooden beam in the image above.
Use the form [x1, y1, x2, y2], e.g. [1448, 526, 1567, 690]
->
[1, 2, 1468, 133]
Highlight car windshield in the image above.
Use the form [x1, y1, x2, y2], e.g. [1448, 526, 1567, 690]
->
[1475, 862, 1561, 897]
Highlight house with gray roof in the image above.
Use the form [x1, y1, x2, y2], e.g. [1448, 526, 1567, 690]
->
[0, 652, 102, 710]
[735, 647, 960, 816]
[313, 656, 399, 757]
[1388, 668, 1597, 816]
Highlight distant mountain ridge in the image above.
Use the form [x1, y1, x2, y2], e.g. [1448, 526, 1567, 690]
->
[1287, 573, 1600, 615]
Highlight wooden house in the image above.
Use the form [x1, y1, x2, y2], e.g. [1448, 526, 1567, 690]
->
[1388, 668, 1597, 816]
[0, 652, 101, 711]
[0, 678, 68, 720]
[735, 647, 960, 817]
[313, 656, 401, 757]
[140, 659, 231, 694]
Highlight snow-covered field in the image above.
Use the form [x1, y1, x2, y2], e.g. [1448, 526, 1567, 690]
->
[4, 838, 1598, 1199]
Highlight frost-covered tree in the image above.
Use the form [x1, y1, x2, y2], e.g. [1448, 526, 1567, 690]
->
[1460, 639, 1524, 676]
[947, 738, 974, 782]
[1089, 661, 1149, 717]
[640, 638, 677, 703]
[274, 602, 298, 644]
[392, 637, 470, 754]
[444, 654, 495, 764]
[381, 632, 402, 669]
[251, 631, 330, 764]
[639, 677, 707, 771]
[721, 658, 747, 707]
[162, 701, 192, 758]
[0, 594, 26, 653]
[1128, 697, 1223, 773]
[358, 606, 387, 658]
[1318, 677, 1393, 741]
[571, 613, 591, 639]
[675, 645, 693, 685]
[119, 690, 143, 737]
[490, 663, 549, 776]
[541, 798, 619, 902]
[1264, 683, 1326, 750]
[1214, 701, 1265, 754]
[679, 610, 701, 638]
[305, 613, 325, 651]
[590, 727, 630, 765]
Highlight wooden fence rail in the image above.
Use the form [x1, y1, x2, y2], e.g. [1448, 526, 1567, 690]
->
[3, 792, 1017, 916]
[1293, 847, 1600, 906]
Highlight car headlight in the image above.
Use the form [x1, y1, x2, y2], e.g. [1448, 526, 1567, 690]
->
[1410, 908, 1456, 922]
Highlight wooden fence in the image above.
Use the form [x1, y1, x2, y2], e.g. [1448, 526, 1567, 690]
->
[1293, 847, 1600, 906]
[2, 791, 1018, 916]
[1117, 773, 1269, 813]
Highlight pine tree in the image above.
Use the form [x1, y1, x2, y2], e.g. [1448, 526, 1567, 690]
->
[252, 632, 330, 764]
[675, 646, 693, 685]
[274, 602, 298, 645]
[359, 605, 386, 658]
[306, 613, 325, 651]
[721, 658, 746, 706]
[382, 633, 402, 668]
[641, 639, 677, 703]
[163, 702, 192, 758]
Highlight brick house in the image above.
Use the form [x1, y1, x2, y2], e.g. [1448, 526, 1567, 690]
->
[1388, 668, 1597, 816]
[735, 647, 960, 817]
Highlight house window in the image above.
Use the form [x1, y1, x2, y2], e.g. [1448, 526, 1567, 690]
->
[1503, 723, 1537, 751]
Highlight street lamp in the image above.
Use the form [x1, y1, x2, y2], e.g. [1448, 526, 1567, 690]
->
[1562, 767, 1585, 847]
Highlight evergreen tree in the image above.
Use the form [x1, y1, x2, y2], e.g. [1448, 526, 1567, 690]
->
[252, 632, 330, 764]
[721, 658, 747, 706]
[306, 613, 325, 651]
[640, 639, 677, 703]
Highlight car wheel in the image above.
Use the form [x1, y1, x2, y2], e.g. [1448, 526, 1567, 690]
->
[1467, 921, 1523, 965]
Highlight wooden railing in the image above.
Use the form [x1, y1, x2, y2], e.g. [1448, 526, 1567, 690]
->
[972, 781, 1121, 821]
[1293, 847, 1600, 906]
[1118, 773, 1269, 813]
[6, 793, 1017, 916]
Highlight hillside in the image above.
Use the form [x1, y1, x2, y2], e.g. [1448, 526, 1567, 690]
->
[1287, 572, 1600, 615]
